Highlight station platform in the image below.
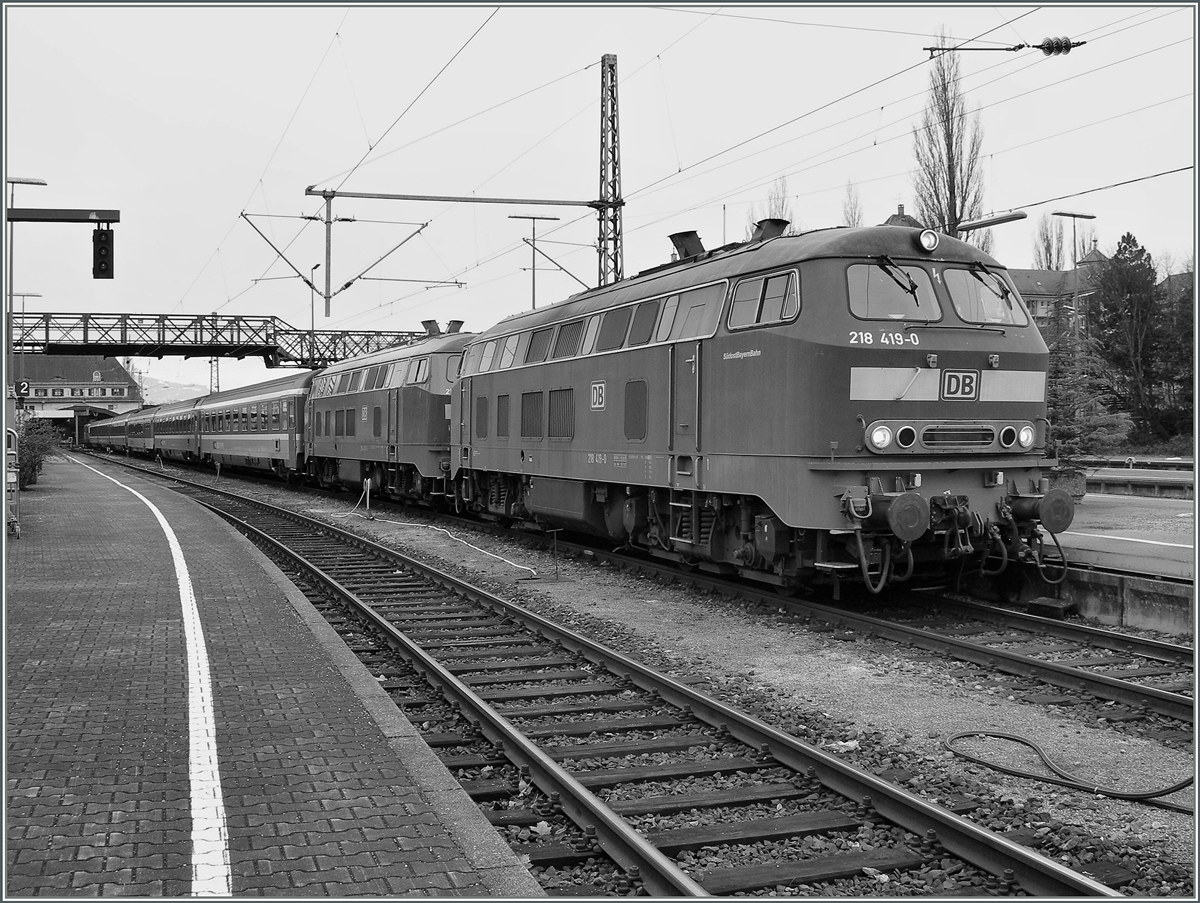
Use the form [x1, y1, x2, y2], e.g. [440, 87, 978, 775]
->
[5, 456, 544, 897]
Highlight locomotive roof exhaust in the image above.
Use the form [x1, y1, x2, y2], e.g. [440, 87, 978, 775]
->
[421, 320, 441, 336]
[751, 218, 790, 242]
[669, 230, 705, 260]
[446, 320, 464, 334]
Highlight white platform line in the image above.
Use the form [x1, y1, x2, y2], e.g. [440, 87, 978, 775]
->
[1062, 530, 1194, 550]
[70, 458, 232, 895]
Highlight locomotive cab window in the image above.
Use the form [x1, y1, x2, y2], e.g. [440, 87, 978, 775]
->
[943, 267, 1029, 326]
[411, 357, 430, 384]
[728, 272, 799, 329]
[478, 342, 497, 372]
[847, 262, 940, 321]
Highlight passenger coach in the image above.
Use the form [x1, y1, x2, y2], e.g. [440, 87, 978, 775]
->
[195, 371, 313, 479]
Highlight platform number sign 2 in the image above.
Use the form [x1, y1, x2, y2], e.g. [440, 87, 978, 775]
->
[591, 381, 605, 410]
[15, 379, 31, 397]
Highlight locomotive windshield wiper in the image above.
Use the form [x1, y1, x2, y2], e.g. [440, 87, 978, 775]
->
[970, 260, 1013, 309]
[876, 256, 920, 305]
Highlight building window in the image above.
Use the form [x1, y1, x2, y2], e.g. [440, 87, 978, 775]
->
[52, 388, 64, 397]
[111, 387, 125, 397]
[71, 388, 84, 397]
[33, 388, 47, 397]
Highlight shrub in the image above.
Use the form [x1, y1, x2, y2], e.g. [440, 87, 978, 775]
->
[16, 418, 62, 489]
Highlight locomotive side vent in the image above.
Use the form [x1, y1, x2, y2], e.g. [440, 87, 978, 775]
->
[921, 425, 995, 448]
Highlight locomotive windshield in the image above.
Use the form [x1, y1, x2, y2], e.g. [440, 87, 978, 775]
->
[847, 262, 940, 321]
[943, 266, 1030, 326]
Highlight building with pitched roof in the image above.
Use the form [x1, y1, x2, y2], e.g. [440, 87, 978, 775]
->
[13, 354, 144, 443]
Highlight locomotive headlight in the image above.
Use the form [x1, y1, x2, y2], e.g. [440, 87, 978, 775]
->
[1018, 425, 1036, 448]
[916, 229, 940, 252]
[869, 425, 893, 449]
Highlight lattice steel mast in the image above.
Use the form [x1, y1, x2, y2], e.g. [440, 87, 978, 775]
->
[597, 53, 623, 286]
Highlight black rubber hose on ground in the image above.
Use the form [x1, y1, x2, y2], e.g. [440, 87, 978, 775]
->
[944, 730, 1194, 815]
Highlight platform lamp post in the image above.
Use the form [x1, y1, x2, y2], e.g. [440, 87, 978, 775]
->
[6, 177, 47, 426]
[310, 262, 321, 366]
[1051, 210, 1096, 343]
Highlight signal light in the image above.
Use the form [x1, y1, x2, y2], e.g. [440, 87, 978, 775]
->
[92, 227, 114, 279]
[1039, 37, 1074, 56]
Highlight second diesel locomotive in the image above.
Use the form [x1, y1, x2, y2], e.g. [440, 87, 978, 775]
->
[87, 220, 1073, 594]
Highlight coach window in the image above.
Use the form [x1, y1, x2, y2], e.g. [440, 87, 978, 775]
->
[551, 321, 583, 359]
[627, 300, 660, 346]
[272, 403, 280, 430]
[324, 410, 331, 436]
[249, 405, 257, 431]
[498, 335, 518, 369]
[655, 295, 680, 342]
[372, 406, 382, 438]
[596, 306, 632, 352]
[336, 372, 353, 394]
[335, 410, 345, 436]
[525, 327, 554, 364]
[580, 314, 601, 354]
[242, 407, 249, 431]
[478, 342, 497, 373]
[346, 409, 357, 437]
[347, 370, 362, 392]
[847, 262, 939, 321]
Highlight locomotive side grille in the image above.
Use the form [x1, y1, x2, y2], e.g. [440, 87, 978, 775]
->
[921, 425, 994, 448]
[496, 394, 510, 438]
[521, 391, 543, 439]
[548, 388, 574, 439]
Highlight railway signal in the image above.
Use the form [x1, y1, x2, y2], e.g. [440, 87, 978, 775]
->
[93, 226, 114, 278]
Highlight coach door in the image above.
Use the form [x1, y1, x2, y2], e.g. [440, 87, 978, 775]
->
[671, 340, 700, 461]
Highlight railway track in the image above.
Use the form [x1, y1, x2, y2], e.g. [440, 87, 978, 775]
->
[149, 472, 1126, 896]
[91, 453, 1196, 727]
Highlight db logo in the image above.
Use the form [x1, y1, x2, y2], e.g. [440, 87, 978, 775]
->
[940, 370, 979, 400]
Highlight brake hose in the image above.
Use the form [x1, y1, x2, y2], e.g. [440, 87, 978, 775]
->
[945, 731, 1194, 815]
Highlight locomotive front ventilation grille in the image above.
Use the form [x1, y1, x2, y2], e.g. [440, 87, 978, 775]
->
[920, 424, 995, 448]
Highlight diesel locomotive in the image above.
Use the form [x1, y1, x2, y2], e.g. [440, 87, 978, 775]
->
[87, 219, 1073, 594]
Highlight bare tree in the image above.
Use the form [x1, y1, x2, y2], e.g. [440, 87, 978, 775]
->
[911, 32, 991, 253]
[1033, 214, 1065, 269]
[745, 175, 797, 238]
[842, 179, 863, 227]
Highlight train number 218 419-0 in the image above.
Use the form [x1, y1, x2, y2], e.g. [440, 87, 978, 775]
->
[849, 331, 920, 345]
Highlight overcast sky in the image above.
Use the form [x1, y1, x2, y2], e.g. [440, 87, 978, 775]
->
[6, 3, 1196, 392]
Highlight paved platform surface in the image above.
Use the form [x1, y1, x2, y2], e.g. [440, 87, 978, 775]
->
[5, 456, 544, 897]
